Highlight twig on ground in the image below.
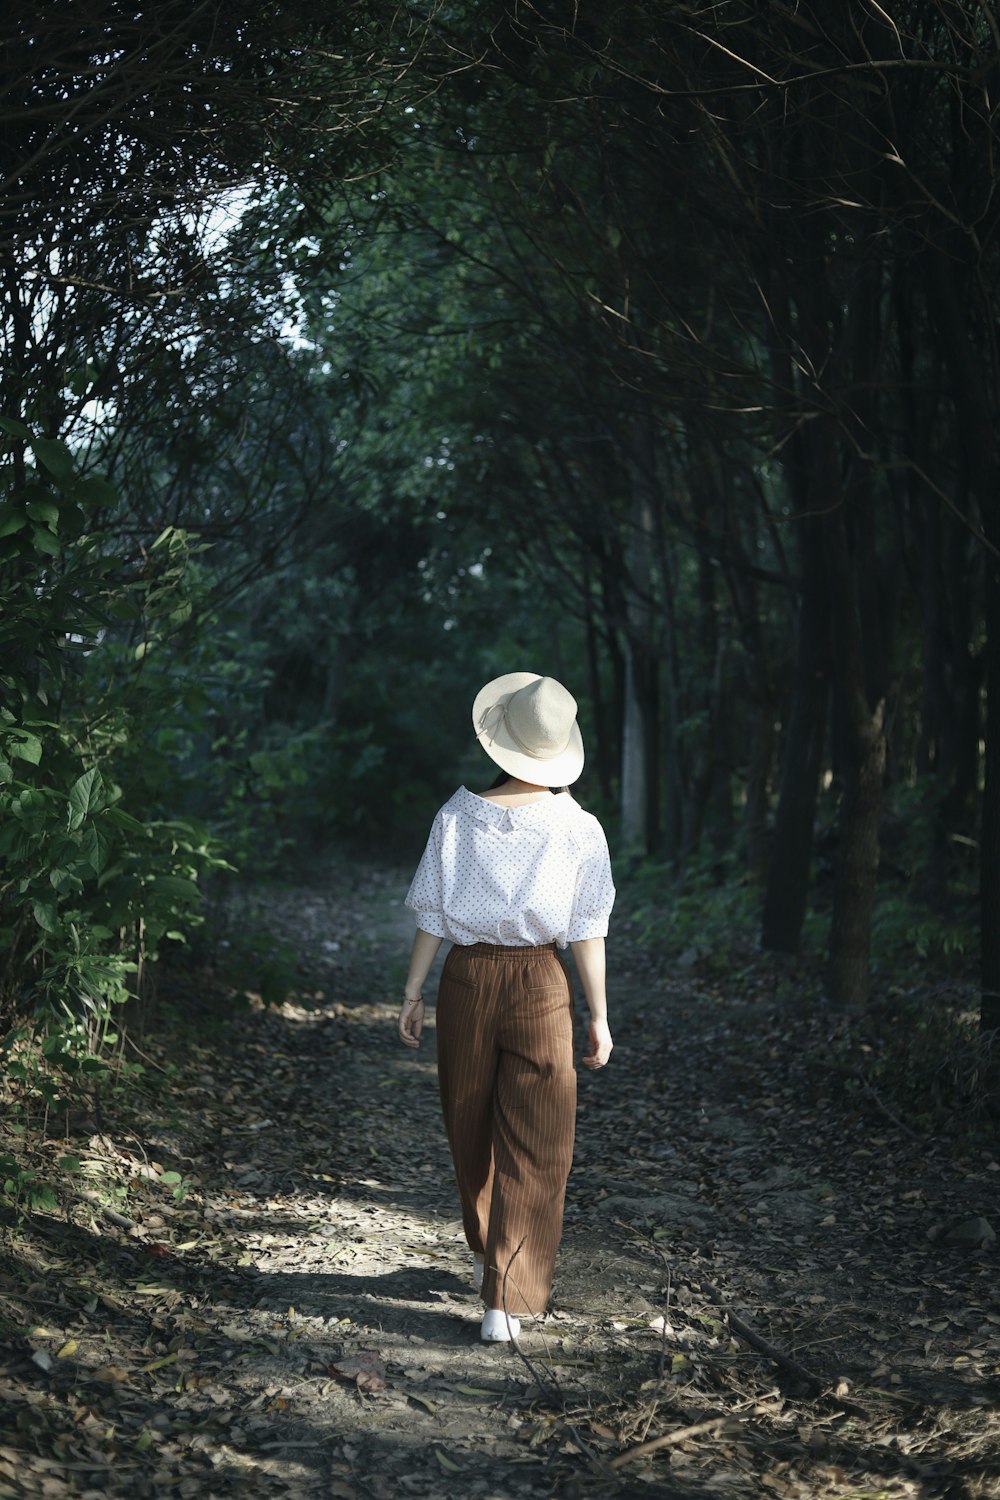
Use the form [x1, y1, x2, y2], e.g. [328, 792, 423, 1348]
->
[501, 1244, 562, 1404]
[500, 1246, 621, 1482]
[78, 1190, 138, 1233]
[855, 1070, 927, 1142]
[697, 1278, 868, 1418]
[609, 1414, 731, 1469]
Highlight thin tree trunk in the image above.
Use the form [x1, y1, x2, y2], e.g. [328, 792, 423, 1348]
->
[621, 644, 647, 847]
[620, 456, 659, 851]
[822, 433, 887, 1012]
[920, 241, 1000, 1035]
[745, 691, 776, 884]
[761, 514, 830, 953]
[980, 575, 1000, 1038]
[582, 553, 613, 802]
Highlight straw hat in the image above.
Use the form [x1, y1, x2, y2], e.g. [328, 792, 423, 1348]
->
[472, 672, 585, 787]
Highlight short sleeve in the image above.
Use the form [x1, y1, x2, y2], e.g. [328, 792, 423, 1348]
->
[566, 820, 616, 942]
[404, 813, 449, 938]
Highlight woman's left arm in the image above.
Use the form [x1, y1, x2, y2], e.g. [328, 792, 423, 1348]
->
[398, 928, 443, 1048]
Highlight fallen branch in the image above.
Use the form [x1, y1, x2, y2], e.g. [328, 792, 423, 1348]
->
[609, 1414, 731, 1469]
[855, 1070, 927, 1142]
[697, 1278, 867, 1418]
[701, 1277, 820, 1388]
[79, 1190, 138, 1233]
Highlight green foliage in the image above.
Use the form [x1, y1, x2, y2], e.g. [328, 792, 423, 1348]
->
[622, 852, 761, 972]
[830, 992, 994, 1135]
[211, 917, 301, 1010]
[0, 425, 227, 1103]
[871, 896, 977, 973]
[0, 1153, 58, 1215]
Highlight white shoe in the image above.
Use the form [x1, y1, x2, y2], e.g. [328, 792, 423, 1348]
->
[472, 1256, 484, 1291]
[481, 1309, 520, 1342]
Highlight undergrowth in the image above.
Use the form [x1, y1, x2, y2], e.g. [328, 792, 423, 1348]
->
[619, 852, 992, 1137]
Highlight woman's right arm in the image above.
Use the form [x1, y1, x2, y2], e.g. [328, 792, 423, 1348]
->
[569, 936, 613, 1069]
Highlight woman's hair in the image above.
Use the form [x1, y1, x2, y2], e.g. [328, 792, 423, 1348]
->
[489, 771, 567, 795]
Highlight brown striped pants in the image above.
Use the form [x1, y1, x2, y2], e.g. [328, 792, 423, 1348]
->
[435, 941, 576, 1317]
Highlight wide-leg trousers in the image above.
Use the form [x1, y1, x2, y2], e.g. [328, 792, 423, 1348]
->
[435, 941, 576, 1317]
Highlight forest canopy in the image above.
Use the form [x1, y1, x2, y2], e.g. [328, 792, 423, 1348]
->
[2, 1, 999, 1070]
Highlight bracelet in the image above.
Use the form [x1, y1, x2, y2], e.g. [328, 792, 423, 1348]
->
[404, 995, 423, 1005]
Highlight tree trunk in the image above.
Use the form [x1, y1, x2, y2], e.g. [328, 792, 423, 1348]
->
[828, 700, 886, 1007]
[621, 643, 647, 847]
[745, 691, 776, 884]
[761, 513, 830, 953]
[980, 574, 1000, 1037]
[822, 434, 887, 1011]
[920, 241, 1000, 1035]
[582, 553, 614, 802]
[620, 454, 659, 852]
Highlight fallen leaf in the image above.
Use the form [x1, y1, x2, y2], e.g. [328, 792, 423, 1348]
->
[56, 1340, 78, 1359]
[330, 1352, 386, 1392]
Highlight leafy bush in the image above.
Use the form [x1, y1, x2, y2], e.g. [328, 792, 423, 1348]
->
[870, 894, 977, 974]
[0, 421, 227, 1123]
[621, 850, 761, 970]
[831, 990, 994, 1134]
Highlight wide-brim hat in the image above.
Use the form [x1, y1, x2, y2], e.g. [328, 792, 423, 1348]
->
[472, 672, 585, 787]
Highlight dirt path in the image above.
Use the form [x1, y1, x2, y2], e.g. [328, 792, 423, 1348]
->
[1, 864, 998, 1499]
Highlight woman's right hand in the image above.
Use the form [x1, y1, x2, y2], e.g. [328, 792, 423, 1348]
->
[581, 1018, 613, 1069]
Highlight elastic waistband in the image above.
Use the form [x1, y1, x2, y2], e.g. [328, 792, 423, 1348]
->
[461, 941, 560, 960]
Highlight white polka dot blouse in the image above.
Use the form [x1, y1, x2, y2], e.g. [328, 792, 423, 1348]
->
[405, 785, 616, 948]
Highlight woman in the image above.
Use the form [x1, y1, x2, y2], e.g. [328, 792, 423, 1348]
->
[398, 672, 615, 1342]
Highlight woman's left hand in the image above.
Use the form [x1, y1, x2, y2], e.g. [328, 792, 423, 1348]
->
[398, 996, 425, 1049]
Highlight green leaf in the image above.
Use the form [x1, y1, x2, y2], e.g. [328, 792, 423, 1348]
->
[158, 1171, 182, 1186]
[103, 806, 146, 835]
[26, 498, 59, 530]
[67, 766, 106, 830]
[32, 899, 58, 933]
[80, 821, 113, 875]
[0, 415, 30, 439]
[75, 475, 116, 508]
[0, 505, 27, 539]
[30, 525, 60, 556]
[7, 730, 42, 765]
[29, 435, 75, 482]
[150, 875, 200, 906]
